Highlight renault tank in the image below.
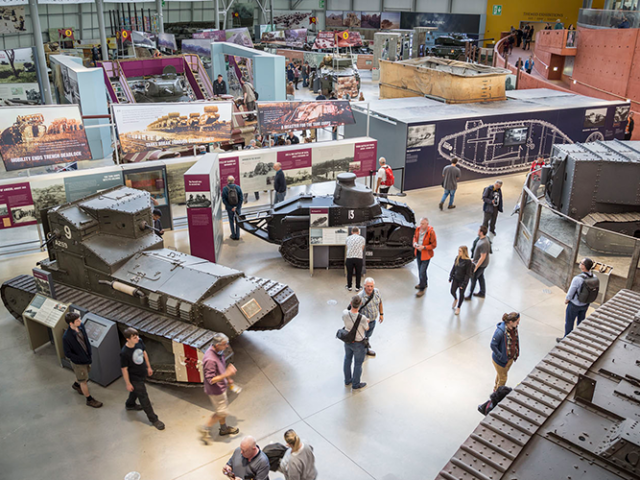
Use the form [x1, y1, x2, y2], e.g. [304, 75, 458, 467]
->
[1, 187, 299, 384]
[237, 173, 416, 268]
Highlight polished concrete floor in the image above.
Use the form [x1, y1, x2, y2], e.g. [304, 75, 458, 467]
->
[0, 171, 585, 480]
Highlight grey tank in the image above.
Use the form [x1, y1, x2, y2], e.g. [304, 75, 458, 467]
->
[1, 187, 298, 384]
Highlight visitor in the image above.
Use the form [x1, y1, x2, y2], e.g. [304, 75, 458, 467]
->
[449, 246, 473, 315]
[490, 313, 520, 391]
[287, 131, 300, 144]
[152, 209, 164, 237]
[223, 436, 270, 480]
[279, 429, 318, 480]
[375, 157, 393, 196]
[557, 257, 599, 342]
[213, 74, 227, 95]
[222, 175, 243, 240]
[200, 333, 239, 444]
[524, 55, 534, 74]
[523, 26, 533, 50]
[294, 64, 300, 89]
[413, 217, 437, 297]
[482, 180, 503, 235]
[120, 328, 165, 430]
[554, 19, 564, 30]
[273, 162, 287, 204]
[529, 155, 545, 194]
[439, 157, 461, 210]
[62, 312, 103, 408]
[466, 226, 491, 300]
[625, 111, 634, 139]
[302, 62, 309, 88]
[287, 81, 295, 100]
[242, 82, 257, 120]
[357, 277, 384, 357]
[345, 227, 365, 291]
[342, 295, 369, 389]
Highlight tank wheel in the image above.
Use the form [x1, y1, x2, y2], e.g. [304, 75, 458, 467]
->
[279, 231, 310, 268]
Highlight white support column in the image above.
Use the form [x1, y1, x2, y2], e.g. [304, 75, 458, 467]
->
[156, 0, 164, 34]
[96, 0, 109, 61]
[215, 0, 220, 29]
[28, 0, 53, 104]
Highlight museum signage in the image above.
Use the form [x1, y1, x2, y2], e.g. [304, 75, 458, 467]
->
[257, 100, 355, 133]
[0, 182, 37, 229]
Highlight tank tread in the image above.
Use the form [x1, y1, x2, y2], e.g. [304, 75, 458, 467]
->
[247, 276, 299, 329]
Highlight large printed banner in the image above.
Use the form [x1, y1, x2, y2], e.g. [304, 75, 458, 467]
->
[223, 138, 377, 194]
[0, 105, 91, 171]
[0, 182, 36, 229]
[157, 33, 177, 51]
[113, 102, 233, 154]
[0, 48, 40, 103]
[261, 29, 307, 48]
[181, 39, 212, 59]
[257, 101, 355, 133]
[312, 31, 335, 50]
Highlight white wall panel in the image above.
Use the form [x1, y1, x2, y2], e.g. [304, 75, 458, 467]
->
[415, 0, 449, 13]
[354, 0, 382, 10]
[383, 0, 413, 10]
[452, 0, 487, 14]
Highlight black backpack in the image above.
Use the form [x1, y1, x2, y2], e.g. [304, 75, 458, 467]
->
[576, 272, 599, 303]
[227, 185, 239, 206]
[262, 443, 287, 471]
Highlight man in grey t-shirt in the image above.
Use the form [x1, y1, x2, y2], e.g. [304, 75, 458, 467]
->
[342, 295, 369, 390]
[223, 436, 270, 480]
[439, 158, 461, 210]
[466, 225, 491, 300]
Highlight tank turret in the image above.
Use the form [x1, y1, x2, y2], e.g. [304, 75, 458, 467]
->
[238, 173, 416, 268]
[1, 187, 299, 384]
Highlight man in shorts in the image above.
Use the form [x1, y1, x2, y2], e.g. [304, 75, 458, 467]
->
[200, 333, 240, 443]
[62, 312, 103, 408]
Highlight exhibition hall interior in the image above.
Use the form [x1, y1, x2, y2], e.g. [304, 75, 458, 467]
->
[2, 0, 640, 479]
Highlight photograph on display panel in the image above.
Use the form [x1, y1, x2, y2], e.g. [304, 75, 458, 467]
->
[225, 28, 253, 48]
[312, 31, 335, 50]
[336, 31, 363, 48]
[381, 12, 401, 30]
[239, 150, 277, 193]
[113, 102, 233, 154]
[362, 12, 381, 29]
[181, 39, 212, 59]
[407, 124, 436, 148]
[0, 182, 36, 229]
[285, 29, 307, 49]
[343, 12, 361, 28]
[614, 105, 630, 123]
[157, 33, 177, 51]
[0, 6, 26, 34]
[257, 101, 355, 133]
[261, 30, 286, 46]
[273, 11, 313, 29]
[326, 11, 343, 27]
[311, 142, 355, 183]
[584, 108, 607, 128]
[0, 105, 91, 171]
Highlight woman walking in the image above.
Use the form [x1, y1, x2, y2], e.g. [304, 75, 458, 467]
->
[279, 429, 318, 480]
[490, 312, 520, 391]
[449, 246, 473, 315]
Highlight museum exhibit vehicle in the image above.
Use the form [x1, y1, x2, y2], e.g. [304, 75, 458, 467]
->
[434, 288, 640, 480]
[1, 187, 299, 384]
[237, 173, 416, 269]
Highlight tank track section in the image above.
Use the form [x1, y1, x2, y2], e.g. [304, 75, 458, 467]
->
[581, 212, 640, 255]
[1, 274, 298, 384]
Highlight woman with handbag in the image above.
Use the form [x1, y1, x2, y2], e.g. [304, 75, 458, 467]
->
[339, 295, 369, 390]
[449, 246, 473, 315]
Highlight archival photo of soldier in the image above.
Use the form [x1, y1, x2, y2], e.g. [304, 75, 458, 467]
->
[584, 108, 607, 129]
[0, 203, 8, 216]
[186, 191, 212, 208]
[614, 105, 630, 123]
[284, 167, 312, 187]
[113, 102, 233, 154]
[311, 142, 354, 182]
[0, 105, 91, 171]
[407, 124, 436, 148]
[239, 150, 276, 193]
[0, 7, 26, 35]
[30, 177, 66, 216]
[11, 204, 36, 224]
[258, 100, 355, 132]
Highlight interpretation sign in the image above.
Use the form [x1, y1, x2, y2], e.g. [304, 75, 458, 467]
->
[0, 182, 36, 229]
[257, 100, 355, 133]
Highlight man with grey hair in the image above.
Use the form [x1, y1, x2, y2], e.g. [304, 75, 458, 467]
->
[375, 157, 392, 196]
[482, 180, 504, 235]
[273, 162, 287, 204]
[200, 332, 239, 443]
[224, 435, 270, 480]
[222, 175, 243, 240]
[357, 277, 384, 357]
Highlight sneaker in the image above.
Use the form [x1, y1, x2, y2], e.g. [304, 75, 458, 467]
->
[448, 205, 456, 209]
[415, 284, 421, 289]
[473, 293, 486, 298]
[86, 398, 103, 408]
[452, 299, 457, 309]
[416, 289, 425, 297]
[455, 308, 461, 315]
[152, 420, 165, 430]
[345, 380, 352, 386]
[352, 383, 367, 390]
[345, 285, 352, 291]
[490, 231, 497, 236]
[72, 383, 83, 395]
[464, 295, 472, 301]
[199, 426, 213, 445]
[219, 425, 239, 436]
[126, 404, 143, 411]
[438, 202, 443, 211]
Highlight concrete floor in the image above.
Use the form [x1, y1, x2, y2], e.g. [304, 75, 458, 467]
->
[0, 171, 583, 480]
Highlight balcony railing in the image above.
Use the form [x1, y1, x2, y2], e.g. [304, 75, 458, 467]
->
[578, 8, 640, 28]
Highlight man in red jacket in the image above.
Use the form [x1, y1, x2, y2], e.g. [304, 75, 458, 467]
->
[413, 217, 437, 297]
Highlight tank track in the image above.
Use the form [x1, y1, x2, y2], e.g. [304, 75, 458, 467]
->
[1, 274, 298, 384]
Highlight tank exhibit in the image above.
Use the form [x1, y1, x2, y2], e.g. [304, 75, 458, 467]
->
[1, 1, 640, 479]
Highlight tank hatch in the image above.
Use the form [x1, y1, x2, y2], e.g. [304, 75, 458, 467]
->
[79, 187, 151, 215]
[83, 234, 163, 274]
[333, 172, 376, 208]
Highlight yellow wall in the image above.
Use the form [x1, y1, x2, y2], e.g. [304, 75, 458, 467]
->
[485, 0, 584, 45]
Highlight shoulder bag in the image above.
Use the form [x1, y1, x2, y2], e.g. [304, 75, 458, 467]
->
[336, 313, 363, 344]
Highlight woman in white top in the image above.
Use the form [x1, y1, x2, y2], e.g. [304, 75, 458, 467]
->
[279, 429, 318, 480]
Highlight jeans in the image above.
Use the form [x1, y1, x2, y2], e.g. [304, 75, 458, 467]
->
[226, 207, 240, 239]
[564, 302, 588, 337]
[126, 379, 158, 423]
[441, 189, 456, 206]
[343, 341, 366, 385]
[450, 280, 464, 308]
[332, 129, 338, 141]
[492, 359, 513, 392]
[302, 75, 308, 87]
[346, 258, 363, 289]
[416, 255, 430, 290]
[274, 191, 286, 204]
[365, 319, 376, 339]
[467, 266, 486, 296]
[483, 209, 499, 233]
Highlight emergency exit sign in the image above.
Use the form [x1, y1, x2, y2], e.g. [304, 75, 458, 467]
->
[493, 5, 502, 15]
[319, 0, 325, 7]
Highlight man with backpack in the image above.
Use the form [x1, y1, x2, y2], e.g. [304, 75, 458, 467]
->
[375, 157, 394, 196]
[557, 257, 599, 342]
[222, 175, 244, 240]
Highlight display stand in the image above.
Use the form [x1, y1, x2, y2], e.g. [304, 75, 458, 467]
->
[308, 226, 366, 277]
[22, 294, 69, 367]
[82, 313, 122, 386]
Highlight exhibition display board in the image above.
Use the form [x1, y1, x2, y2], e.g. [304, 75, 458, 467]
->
[0, 182, 37, 229]
[0, 47, 41, 103]
[22, 294, 69, 367]
[257, 100, 355, 133]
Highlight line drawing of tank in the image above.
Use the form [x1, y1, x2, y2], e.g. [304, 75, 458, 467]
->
[0, 113, 47, 144]
[438, 119, 575, 174]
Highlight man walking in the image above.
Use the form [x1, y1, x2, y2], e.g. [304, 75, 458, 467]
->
[342, 295, 369, 389]
[223, 436, 270, 480]
[62, 312, 103, 408]
[439, 157, 461, 210]
[273, 162, 287, 204]
[482, 180, 503, 235]
[357, 277, 383, 357]
[222, 176, 244, 240]
[120, 328, 165, 430]
[200, 333, 240, 444]
[413, 217, 437, 297]
[557, 257, 599, 342]
[345, 227, 366, 291]
[242, 81, 257, 121]
[375, 157, 393, 196]
[213, 74, 227, 95]
[466, 226, 491, 300]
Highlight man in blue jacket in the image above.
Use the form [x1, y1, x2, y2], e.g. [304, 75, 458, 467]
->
[490, 312, 520, 392]
[273, 162, 286, 204]
[482, 180, 503, 235]
[222, 175, 244, 240]
[62, 312, 103, 408]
